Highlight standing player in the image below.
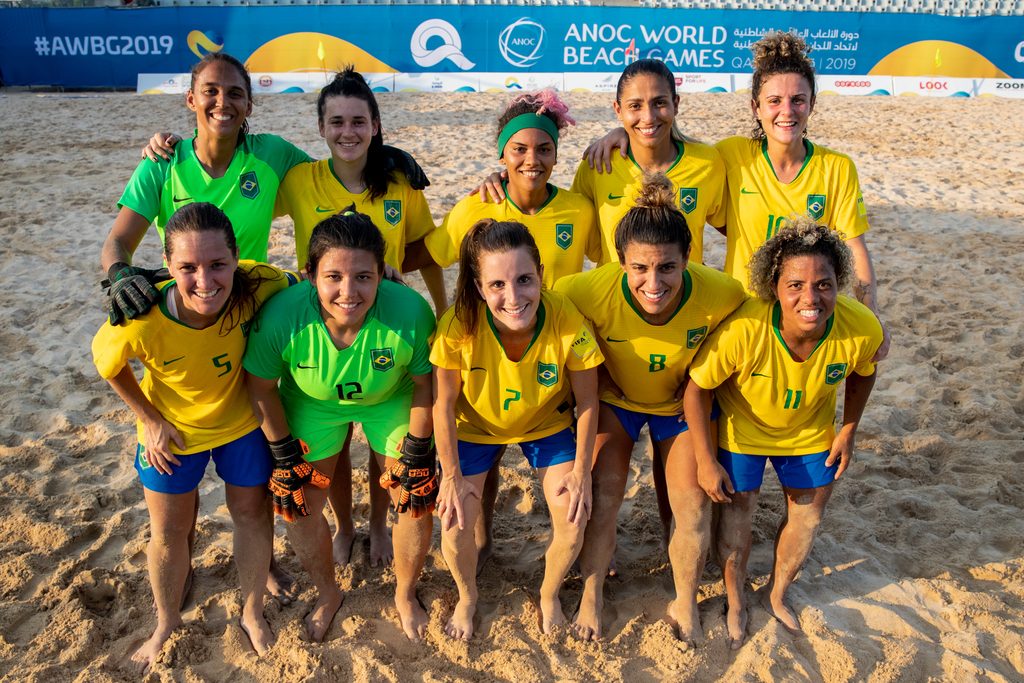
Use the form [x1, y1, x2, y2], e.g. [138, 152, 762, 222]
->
[555, 174, 746, 643]
[433, 220, 602, 639]
[243, 209, 437, 642]
[419, 89, 600, 288]
[92, 203, 293, 669]
[685, 217, 882, 647]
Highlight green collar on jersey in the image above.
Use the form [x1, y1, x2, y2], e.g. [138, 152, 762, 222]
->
[619, 268, 692, 326]
[328, 158, 368, 194]
[628, 139, 684, 174]
[502, 180, 558, 214]
[486, 300, 546, 361]
[771, 300, 834, 362]
[760, 139, 815, 184]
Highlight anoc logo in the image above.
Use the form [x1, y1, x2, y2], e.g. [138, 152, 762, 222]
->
[825, 362, 847, 385]
[678, 187, 697, 214]
[537, 362, 558, 387]
[411, 19, 475, 70]
[499, 18, 546, 68]
[371, 348, 395, 372]
[239, 171, 260, 199]
[807, 194, 826, 220]
[555, 224, 573, 250]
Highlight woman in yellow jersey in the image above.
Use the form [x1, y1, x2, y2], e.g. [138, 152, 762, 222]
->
[420, 89, 600, 288]
[92, 203, 294, 669]
[433, 220, 603, 639]
[586, 35, 889, 360]
[554, 174, 746, 644]
[685, 217, 882, 648]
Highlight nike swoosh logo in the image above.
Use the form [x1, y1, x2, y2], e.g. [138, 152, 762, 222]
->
[740, 188, 759, 195]
[751, 372, 771, 378]
[173, 195, 192, 203]
[605, 337, 627, 343]
[315, 206, 334, 213]
[607, 193, 625, 200]
[163, 356, 185, 366]
[470, 366, 487, 372]
[297, 363, 318, 369]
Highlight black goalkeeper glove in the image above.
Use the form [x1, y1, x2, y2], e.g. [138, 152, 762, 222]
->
[380, 434, 438, 518]
[381, 145, 430, 190]
[102, 261, 171, 326]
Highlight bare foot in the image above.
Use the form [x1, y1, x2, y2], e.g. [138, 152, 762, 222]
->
[666, 598, 703, 647]
[131, 620, 179, 672]
[239, 610, 275, 655]
[476, 540, 493, 577]
[540, 594, 566, 634]
[303, 591, 344, 642]
[395, 592, 429, 641]
[572, 592, 602, 641]
[332, 529, 356, 567]
[369, 524, 393, 567]
[761, 590, 802, 635]
[725, 600, 748, 650]
[444, 598, 476, 640]
[267, 557, 296, 606]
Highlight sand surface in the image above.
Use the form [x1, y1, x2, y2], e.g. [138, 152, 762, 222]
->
[0, 89, 1023, 681]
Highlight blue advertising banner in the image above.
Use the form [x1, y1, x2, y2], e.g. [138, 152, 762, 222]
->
[2, 6, 1022, 88]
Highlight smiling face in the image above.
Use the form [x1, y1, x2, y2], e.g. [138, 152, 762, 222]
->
[312, 247, 381, 329]
[621, 241, 688, 324]
[614, 73, 680, 154]
[165, 230, 238, 328]
[752, 72, 815, 149]
[501, 127, 556, 197]
[318, 95, 379, 168]
[475, 247, 543, 335]
[186, 59, 252, 141]
[775, 253, 837, 340]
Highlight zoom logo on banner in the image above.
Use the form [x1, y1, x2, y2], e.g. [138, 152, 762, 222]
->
[499, 18, 546, 68]
[411, 19, 475, 70]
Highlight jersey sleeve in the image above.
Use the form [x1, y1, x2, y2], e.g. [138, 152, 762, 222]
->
[424, 200, 468, 268]
[705, 150, 727, 229]
[688, 314, 744, 390]
[429, 311, 465, 371]
[117, 157, 168, 221]
[850, 303, 883, 377]
[832, 154, 870, 240]
[404, 188, 436, 242]
[408, 293, 437, 376]
[92, 322, 138, 380]
[570, 160, 595, 203]
[242, 297, 292, 380]
[708, 140, 730, 228]
[252, 134, 313, 181]
[580, 202, 603, 264]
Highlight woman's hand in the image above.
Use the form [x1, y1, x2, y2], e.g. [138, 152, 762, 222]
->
[141, 132, 181, 162]
[140, 415, 185, 475]
[437, 474, 480, 531]
[826, 427, 857, 480]
[696, 459, 734, 503]
[582, 127, 629, 173]
[557, 468, 592, 527]
[475, 170, 508, 203]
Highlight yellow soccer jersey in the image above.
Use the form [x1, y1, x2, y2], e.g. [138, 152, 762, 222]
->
[712, 136, 870, 291]
[92, 262, 291, 454]
[689, 296, 882, 456]
[424, 184, 600, 288]
[555, 262, 745, 415]
[570, 140, 725, 266]
[278, 159, 435, 271]
[430, 290, 603, 444]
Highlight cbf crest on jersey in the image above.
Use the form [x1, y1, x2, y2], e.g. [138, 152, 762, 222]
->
[825, 362, 847, 385]
[384, 200, 402, 226]
[807, 194, 826, 220]
[239, 171, 260, 199]
[537, 362, 558, 387]
[556, 224, 573, 250]
[371, 347, 395, 372]
[678, 187, 698, 214]
[686, 326, 708, 349]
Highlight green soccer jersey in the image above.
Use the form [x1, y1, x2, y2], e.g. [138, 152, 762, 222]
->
[243, 279, 435, 414]
[118, 133, 311, 261]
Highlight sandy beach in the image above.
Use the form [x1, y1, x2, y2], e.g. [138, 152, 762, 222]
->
[0, 89, 1022, 681]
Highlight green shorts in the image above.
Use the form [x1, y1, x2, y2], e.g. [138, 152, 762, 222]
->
[282, 388, 411, 462]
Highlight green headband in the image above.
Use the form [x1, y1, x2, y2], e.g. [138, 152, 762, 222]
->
[497, 113, 559, 159]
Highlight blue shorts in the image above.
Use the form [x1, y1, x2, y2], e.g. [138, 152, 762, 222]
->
[457, 428, 577, 476]
[135, 428, 273, 494]
[718, 448, 836, 493]
[607, 402, 720, 444]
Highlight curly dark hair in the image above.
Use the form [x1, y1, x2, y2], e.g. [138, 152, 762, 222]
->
[749, 31, 816, 140]
[747, 215, 852, 300]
